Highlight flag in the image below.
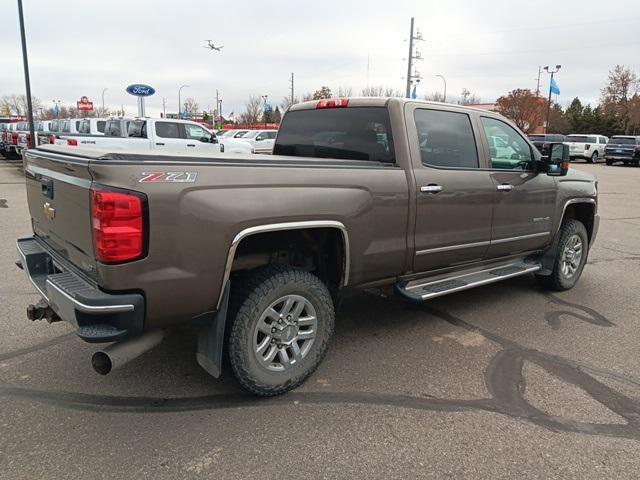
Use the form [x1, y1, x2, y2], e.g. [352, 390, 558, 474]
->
[411, 85, 417, 99]
[550, 78, 560, 95]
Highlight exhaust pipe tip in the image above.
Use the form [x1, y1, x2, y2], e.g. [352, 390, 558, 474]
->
[90, 329, 164, 375]
[92, 352, 112, 375]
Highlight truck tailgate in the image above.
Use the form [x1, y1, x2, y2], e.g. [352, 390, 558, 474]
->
[24, 149, 97, 280]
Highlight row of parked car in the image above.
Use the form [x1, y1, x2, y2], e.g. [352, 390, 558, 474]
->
[0, 118, 279, 159]
[528, 133, 640, 166]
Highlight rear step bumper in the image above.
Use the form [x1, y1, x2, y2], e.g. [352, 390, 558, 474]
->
[16, 237, 144, 343]
[396, 260, 542, 302]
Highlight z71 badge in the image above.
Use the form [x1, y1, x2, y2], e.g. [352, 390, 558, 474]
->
[138, 171, 197, 183]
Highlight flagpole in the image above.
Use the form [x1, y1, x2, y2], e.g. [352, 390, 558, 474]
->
[544, 65, 561, 134]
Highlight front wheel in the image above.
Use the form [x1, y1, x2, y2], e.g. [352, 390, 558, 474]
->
[536, 219, 589, 291]
[605, 158, 613, 166]
[228, 265, 335, 396]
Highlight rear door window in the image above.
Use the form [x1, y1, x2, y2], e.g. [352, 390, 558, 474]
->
[97, 121, 106, 133]
[414, 109, 479, 168]
[274, 107, 395, 163]
[155, 122, 182, 139]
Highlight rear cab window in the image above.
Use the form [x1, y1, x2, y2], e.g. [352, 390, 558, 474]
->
[273, 107, 395, 163]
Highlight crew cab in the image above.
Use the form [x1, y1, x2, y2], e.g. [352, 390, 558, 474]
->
[220, 129, 278, 154]
[57, 118, 220, 154]
[604, 136, 640, 166]
[528, 133, 566, 155]
[564, 134, 608, 163]
[16, 97, 598, 397]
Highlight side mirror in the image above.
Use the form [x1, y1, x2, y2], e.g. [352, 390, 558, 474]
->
[544, 143, 570, 176]
[255, 136, 264, 142]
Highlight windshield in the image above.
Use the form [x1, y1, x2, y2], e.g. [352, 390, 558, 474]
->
[274, 106, 395, 163]
[528, 135, 545, 141]
[610, 137, 637, 145]
[240, 131, 259, 139]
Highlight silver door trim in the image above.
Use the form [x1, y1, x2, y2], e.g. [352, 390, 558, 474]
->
[490, 231, 550, 244]
[415, 231, 550, 256]
[416, 240, 490, 256]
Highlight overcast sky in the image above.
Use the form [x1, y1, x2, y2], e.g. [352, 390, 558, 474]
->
[1, 0, 639, 118]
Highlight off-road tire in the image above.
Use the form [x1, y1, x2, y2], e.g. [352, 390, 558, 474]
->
[228, 265, 335, 396]
[536, 219, 589, 291]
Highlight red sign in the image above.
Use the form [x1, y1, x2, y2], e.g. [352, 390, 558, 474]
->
[77, 95, 94, 111]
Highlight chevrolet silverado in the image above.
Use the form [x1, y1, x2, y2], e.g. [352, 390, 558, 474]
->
[16, 97, 599, 396]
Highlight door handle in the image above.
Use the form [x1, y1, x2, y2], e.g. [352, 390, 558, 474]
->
[187, 144, 196, 147]
[496, 184, 514, 191]
[155, 142, 165, 146]
[420, 184, 443, 194]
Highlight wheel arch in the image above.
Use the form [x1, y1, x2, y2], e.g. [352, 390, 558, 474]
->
[217, 220, 350, 309]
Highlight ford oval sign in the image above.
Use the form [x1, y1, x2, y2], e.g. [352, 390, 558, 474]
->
[126, 84, 155, 97]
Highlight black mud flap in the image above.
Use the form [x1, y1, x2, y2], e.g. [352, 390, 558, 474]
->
[196, 282, 230, 378]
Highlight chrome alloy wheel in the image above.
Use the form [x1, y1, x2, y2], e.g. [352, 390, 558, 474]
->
[561, 234, 583, 279]
[252, 295, 317, 372]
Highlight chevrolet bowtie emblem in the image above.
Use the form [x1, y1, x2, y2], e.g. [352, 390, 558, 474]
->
[43, 202, 56, 220]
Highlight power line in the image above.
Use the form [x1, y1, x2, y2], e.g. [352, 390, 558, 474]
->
[428, 41, 640, 58]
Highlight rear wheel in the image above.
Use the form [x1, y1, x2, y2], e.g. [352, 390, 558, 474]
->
[589, 152, 598, 163]
[536, 219, 589, 291]
[228, 265, 335, 396]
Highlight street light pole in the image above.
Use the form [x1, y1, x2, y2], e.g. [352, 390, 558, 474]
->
[262, 94, 268, 129]
[52, 100, 61, 120]
[544, 65, 561, 133]
[101, 88, 108, 115]
[435, 74, 447, 103]
[17, 0, 36, 147]
[178, 85, 190, 118]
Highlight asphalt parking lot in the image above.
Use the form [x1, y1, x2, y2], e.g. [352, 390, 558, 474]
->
[1, 156, 639, 479]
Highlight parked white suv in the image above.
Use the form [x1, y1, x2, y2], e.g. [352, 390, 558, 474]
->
[564, 134, 608, 163]
[220, 129, 278, 154]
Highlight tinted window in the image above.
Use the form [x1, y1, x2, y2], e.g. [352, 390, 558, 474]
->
[79, 120, 90, 134]
[155, 122, 181, 138]
[610, 137, 637, 145]
[97, 121, 106, 133]
[481, 117, 533, 170]
[586, 136, 597, 143]
[104, 121, 122, 137]
[267, 131, 277, 139]
[414, 109, 478, 168]
[274, 107, 395, 163]
[129, 120, 148, 138]
[566, 135, 588, 143]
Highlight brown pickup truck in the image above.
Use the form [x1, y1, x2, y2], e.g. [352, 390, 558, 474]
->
[16, 97, 599, 396]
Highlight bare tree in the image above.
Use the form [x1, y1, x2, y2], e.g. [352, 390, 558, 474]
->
[239, 95, 263, 126]
[1, 94, 42, 116]
[383, 87, 403, 97]
[361, 85, 384, 97]
[301, 92, 314, 101]
[281, 96, 299, 112]
[424, 91, 445, 102]
[183, 98, 199, 117]
[458, 88, 481, 106]
[336, 86, 353, 97]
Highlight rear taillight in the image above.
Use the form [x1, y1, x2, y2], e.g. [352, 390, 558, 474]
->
[585, 144, 590, 150]
[316, 98, 349, 109]
[91, 189, 146, 264]
[48, 135, 56, 144]
[12, 132, 18, 145]
[67, 139, 78, 146]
